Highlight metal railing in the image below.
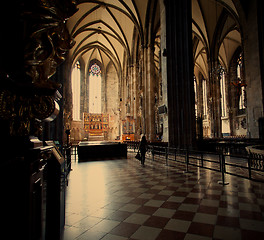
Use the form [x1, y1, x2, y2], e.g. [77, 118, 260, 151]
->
[127, 142, 264, 183]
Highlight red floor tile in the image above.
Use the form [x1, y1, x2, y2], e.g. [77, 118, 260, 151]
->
[238, 196, 258, 204]
[216, 215, 240, 228]
[161, 201, 180, 210]
[107, 211, 132, 221]
[164, 186, 179, 191]
[136, 206, 158, 215]
[172, 191, 189, 197]
[219, 200, 239, 209]
[204, 194, 221, 200]
[129, 198, 149, 205]
[156, 229, 186, 240]
[241, 229, 264, 240]
[153, 194, 170, 201]
[145, 189, 161, 194]
[110, 222, 140, 238]
[197, 205, 218, 215]
[240, 210, 263, 220]
[143, 216, 169, 228]
[183, 197, 201, 204]
[172, 210, 195, 221]
[188, 222, 214, 237]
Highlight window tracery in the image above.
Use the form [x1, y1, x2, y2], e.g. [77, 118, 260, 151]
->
[72, 61, 81, 120]
[220, 66, 227, 117]
[89, 63, 102, 113]
[237, 53, 246, 112]
[89, 63, 101, 77]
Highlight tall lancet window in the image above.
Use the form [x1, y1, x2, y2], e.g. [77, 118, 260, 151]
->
[237, 53, 246, 112]
[89, 63, 102, 113]
[220, 66, 227, 117]
[202, 79, 208, 118]
[194, 76, 198, 117]
[72, 61, 81, 120]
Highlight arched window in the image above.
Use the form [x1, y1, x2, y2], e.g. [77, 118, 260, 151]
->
[237, 53, 246, 112]
[194, 76, 198, 117]
[220, 66, 227, 117]
[72, 61, 81, 120]
[89, 63, 102, 113]
[202, 79, 207, 118]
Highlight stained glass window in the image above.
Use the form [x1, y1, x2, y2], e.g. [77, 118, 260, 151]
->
[89, 63, 101, 76]
[220, 66, 227, 117]
[194, 76, 198, 117]
[89, 63, 102, 113]
[237, 53, 246, 111]
[72, 61, 81, 120]
[202, 79, 207, 117]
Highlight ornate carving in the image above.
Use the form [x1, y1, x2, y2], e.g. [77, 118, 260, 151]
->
[0, 0, 78, 136]
[24, 0, 78, 90]
[0, 90, 58, 136]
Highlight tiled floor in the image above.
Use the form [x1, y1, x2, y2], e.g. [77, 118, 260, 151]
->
[63, 153, 264, 240]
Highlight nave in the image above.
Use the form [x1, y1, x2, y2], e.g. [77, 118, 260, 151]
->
[63, 154, 264, 240]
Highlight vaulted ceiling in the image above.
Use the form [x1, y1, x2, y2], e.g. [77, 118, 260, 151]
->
[67, 0, 160, 75]
[192, 0, 242, 79]
[67, 0, 243, 80]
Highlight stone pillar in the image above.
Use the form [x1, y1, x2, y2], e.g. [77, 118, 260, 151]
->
[146, 45, 156, 141]
[196, 74, 204, 119]
[159, 0, 169, 142]
[228, 58, 239, 136]
[240, 1, 263, 138]
[143, 45, 148, 136]
[135, 48, 144, 140]
[208, 60, 222, 138]
[165, 0, 196, 148]
[258, 0, 264, 123]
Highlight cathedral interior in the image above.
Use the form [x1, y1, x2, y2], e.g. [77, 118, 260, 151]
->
[1, 0, 264, 239]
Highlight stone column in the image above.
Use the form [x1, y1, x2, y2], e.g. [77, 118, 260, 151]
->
[135, 48, 144, 140]
[208, 60, 222, 138]
[143, 45, 148, 136]
[159, 0, 169, 142]
[258, 0, 264, 111]
[243, 1, 264, 138]
[165, 0, 196, 148]
[146, 45, 156, 141]
[196, 74, 204, 119]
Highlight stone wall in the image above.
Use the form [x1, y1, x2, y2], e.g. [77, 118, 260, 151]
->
[243, 1, 264, 138]
[106, 62, 120, 140]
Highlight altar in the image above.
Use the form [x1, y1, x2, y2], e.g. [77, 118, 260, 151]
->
[78, 141, 127, 161]
[83, 113, 109, 140]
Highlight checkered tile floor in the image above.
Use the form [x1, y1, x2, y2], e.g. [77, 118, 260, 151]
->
[63, 153, 264, 240]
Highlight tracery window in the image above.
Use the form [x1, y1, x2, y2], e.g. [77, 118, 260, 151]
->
[202, 79, 208, 117]
[89, 63, 102, 113]
[72, 61, 81, 120]
[237, 53, 246, 112]
[220, 66, 227, 117]
[194, 76, 198, 117]
[89, 63, 101, 76]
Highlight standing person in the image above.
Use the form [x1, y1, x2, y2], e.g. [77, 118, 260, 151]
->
[139, 135, 147, 165]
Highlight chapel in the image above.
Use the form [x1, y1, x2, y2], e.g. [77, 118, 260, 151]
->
[1, 0, 264, 239]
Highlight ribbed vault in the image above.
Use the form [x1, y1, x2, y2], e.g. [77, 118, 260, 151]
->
[192, 0, 242, 78]
[67, 0, 160, 76]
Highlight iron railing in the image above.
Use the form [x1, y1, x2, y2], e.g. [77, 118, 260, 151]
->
[127, 142, 264, 183]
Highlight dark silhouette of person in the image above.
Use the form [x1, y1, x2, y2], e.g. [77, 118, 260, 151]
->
[139, 135, 147, 165]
